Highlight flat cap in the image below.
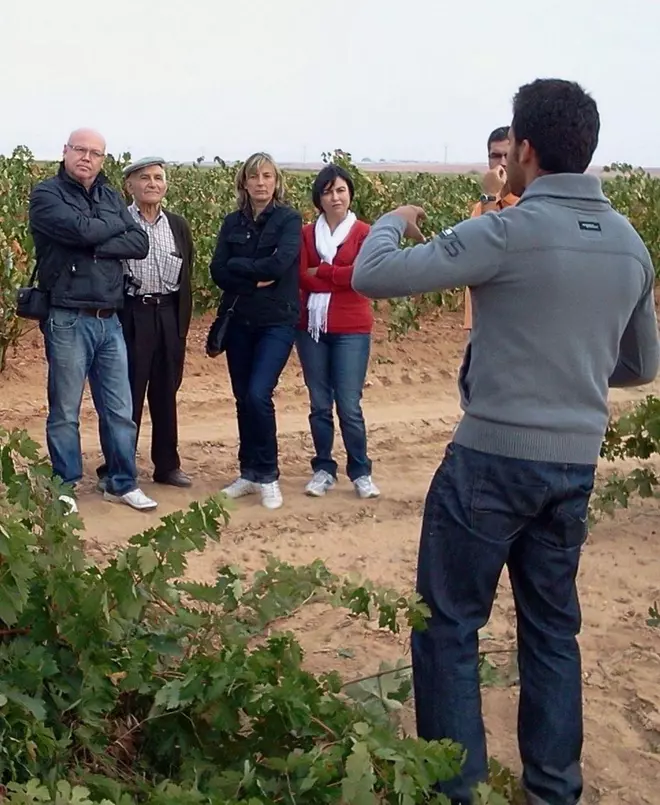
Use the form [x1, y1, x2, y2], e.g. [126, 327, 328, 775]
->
[123, 156, 166, 178]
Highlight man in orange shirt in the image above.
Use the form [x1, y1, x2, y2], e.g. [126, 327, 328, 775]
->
[464, 126, 519, 329]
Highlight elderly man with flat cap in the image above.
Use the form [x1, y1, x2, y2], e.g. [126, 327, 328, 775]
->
[98, 156, 195, 489]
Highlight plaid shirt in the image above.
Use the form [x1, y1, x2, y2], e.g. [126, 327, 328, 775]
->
[126, 203, 182, 294]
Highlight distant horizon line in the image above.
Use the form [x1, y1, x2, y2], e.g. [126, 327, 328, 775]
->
[197, 160, 660, 176]
[20, 154, 660, 177]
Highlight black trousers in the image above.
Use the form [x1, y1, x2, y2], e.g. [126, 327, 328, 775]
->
[97, 294, 185, 480]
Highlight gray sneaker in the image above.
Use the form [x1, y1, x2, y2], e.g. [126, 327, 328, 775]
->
[305, 470, 336, 497]
[354, 475, 380, 499]
[222, 477, 260, 499]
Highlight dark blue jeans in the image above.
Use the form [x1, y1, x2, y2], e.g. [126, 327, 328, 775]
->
[412, 442, 595, 805]
[43, 308, 138, 496]
[296, 330, 372, 481]
[224, 320, 295, 484]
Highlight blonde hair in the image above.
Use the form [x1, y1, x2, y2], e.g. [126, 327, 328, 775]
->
[235, 152, 285, 211]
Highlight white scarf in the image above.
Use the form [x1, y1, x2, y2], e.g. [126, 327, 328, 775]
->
[307, 211, 357, 341]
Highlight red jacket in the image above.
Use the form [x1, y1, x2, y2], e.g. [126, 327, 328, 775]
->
[298, 219, 374, 334]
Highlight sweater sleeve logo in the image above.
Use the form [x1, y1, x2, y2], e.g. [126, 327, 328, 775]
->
[438, 227, 466, 258]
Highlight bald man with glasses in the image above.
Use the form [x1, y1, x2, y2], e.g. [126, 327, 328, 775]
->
[29, 128, 158, 513]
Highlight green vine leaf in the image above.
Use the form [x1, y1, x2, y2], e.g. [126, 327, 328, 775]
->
[342, 740, 377, 805]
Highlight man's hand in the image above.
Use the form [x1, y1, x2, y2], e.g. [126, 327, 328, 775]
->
[391, 205, 426, 243]
[257, 280, 275, 288]
[482, 166, 507, 197]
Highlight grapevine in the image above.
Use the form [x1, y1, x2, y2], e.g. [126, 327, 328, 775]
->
[4, 148, 657, 366]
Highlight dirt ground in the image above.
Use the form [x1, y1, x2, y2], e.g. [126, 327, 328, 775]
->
[1, 310, 659, 804]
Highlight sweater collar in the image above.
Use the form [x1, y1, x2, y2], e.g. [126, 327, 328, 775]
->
[520, 173, 609, 205]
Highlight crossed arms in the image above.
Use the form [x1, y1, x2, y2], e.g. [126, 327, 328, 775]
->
[209, 210, 302, 294]
[29, 185, 149, 260]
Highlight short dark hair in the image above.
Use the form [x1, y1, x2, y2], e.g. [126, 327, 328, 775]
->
[487, 127, 510, 150]
[511, 78, 600, 174]
[311, 165, 355, 211]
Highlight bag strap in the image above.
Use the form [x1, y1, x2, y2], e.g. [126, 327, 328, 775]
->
[27, 265, 39, 287]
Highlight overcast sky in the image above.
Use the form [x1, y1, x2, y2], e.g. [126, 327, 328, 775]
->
[1, 0, 657, 167]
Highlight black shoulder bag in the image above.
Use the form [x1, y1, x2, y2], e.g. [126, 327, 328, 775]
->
[205, 296, 238, 358]
[16, 266, 50, 321]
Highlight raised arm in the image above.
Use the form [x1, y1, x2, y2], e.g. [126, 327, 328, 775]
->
[352, 209, 506, 299]
[29, 185, 128, 247]
[609, 266, 660, 387]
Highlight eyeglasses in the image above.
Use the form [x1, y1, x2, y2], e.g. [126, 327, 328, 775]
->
[67, 144, 105, 159]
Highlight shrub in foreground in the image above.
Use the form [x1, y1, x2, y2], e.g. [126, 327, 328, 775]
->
[0, 427, 519, 804]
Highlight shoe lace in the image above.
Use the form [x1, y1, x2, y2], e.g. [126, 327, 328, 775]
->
[262, 481, 281, 498]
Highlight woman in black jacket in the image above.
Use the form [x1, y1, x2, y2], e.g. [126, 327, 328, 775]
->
[210, 152, 302, 510]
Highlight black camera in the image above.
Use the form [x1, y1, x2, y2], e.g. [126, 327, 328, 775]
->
[124, 271, 142, 296]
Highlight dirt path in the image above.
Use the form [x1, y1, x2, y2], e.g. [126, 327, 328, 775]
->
[1, 311, 659, 804]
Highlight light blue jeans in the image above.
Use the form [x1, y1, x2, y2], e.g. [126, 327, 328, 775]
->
[43, 307, 138, 496]
[296, 331, 372, 481]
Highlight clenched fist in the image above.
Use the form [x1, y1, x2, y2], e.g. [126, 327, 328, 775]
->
[482, 166, 507, 197]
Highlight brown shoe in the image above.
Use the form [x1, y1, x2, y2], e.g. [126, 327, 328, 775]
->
[153, 469, 192, 488]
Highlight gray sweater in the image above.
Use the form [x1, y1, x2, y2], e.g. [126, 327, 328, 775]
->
[352, 174, 659, 465]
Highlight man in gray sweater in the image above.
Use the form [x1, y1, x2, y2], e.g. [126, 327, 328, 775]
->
[352, 79, 659, 805]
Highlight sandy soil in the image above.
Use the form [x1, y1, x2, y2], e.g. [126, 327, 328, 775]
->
[1, 310, 659, 804]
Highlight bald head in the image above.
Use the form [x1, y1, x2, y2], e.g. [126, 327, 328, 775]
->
[67, 128, 106, 151]
[63, 128, 107, 189]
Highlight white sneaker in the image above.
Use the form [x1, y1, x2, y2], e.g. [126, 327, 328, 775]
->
[104, 488, 158, 511]
[260, 481, 283, 510]
[354, 476, 380, 499]
[222, 477, 260, 499]
[305, 470, 336, 497]
[59, 494, 78, 515]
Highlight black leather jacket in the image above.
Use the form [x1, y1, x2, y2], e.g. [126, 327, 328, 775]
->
[29, 164, 149, 310]
[210, 202, 302, 327]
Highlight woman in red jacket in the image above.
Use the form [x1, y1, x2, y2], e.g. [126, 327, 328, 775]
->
[296, 165, 379, 499]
